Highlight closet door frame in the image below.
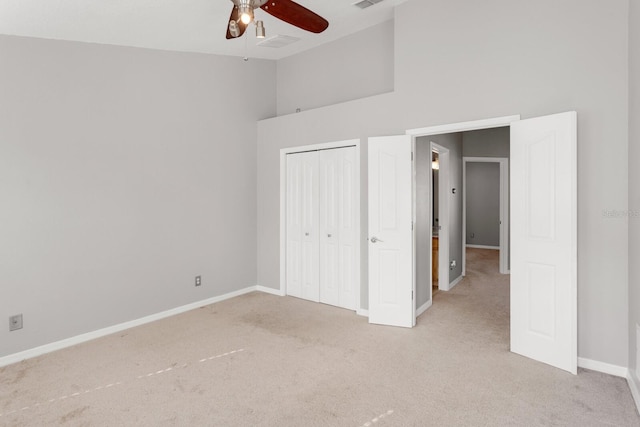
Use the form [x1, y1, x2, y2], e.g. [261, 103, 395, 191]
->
[280, 139, 362, 313]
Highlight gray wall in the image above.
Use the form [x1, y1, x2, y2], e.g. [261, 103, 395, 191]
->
[463, 127, 510, 158]
[276, 20, 394, 116]
[465, 163, 500, 247]
[257, 0, 629, 367]
[629, 0, 640, 385]
[0, 35, 276, 357]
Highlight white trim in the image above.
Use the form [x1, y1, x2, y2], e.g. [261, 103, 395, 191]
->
[627, 371, 640, 414]
[406, 115, 521, 137]
[577, 357, 628, 378]
[411, 137, 417, 326]
[416, 300, 432, 317]
[279, 139, 361, 312]
[0, 286, 258, 368]
[256, 285, 286, 296]
[466, 244, 500, 250]
[431, 142, 450, 293]
[356, 309, 369, 317]
[447, 274, 464, 291]
[439, 274, 464, 292]
[462, 157, 509, 276]
[408, 115, 519, 310]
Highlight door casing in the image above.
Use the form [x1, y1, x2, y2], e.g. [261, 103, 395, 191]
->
[407, 116, 519, 307]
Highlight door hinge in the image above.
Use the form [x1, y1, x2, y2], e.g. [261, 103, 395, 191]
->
[412, 290, 414, 300]
[411, 152, 414, 161]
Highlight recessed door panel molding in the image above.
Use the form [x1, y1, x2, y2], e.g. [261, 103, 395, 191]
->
[379, 151, 399, 231]
[526, 133, 556, 241]
[527, 262, 557, 339]
[511, 111, 577, 374]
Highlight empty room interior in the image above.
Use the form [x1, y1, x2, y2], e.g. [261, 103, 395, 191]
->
[1, 0, 640, 425]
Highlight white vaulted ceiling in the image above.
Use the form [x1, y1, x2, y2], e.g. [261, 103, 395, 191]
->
[0, 0, 407, 60]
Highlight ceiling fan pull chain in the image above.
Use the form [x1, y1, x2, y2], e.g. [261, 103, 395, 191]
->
[243, 31, 249, 61]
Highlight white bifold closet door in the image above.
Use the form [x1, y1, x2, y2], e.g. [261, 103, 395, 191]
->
[286, 151, 320, 302]
[319, 147, 357, 310]
[286, 146, 357, 310]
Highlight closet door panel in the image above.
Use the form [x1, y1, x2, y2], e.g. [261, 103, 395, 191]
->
[286, 154, 303, 299]
[320, 149, 340, 307]
[320, 147, 357, 310]
[339, 147, 357, 310]
[287, 151, 319, 302]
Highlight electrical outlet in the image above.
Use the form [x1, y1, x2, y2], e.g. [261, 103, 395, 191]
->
[195, 276, 202, 287]
[471, 233, 475, 239]
[9, 314, 23, 331]
[450, 260, 457, 270]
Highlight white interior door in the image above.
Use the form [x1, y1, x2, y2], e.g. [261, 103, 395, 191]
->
[286, 151, 319, 302]
[368, 135, 414, 327]
[510, 111, 577, 374]
[319, 147, 357, 310]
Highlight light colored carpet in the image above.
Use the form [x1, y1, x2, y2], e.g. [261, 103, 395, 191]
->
[1, 249, 639, 426]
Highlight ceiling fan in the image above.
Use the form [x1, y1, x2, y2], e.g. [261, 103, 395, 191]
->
[226, 0, 329, 39]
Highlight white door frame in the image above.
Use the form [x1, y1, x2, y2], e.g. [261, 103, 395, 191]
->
[279, 139, 362, 312]
[406, 115, 520, 318]
[462, 157, 510, 275]
[431, 143, 450, 292]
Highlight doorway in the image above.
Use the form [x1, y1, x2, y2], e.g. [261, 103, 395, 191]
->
[415, 141, 450, 317]
[368, 113, 577, 374]
[462, 157, 510, 275]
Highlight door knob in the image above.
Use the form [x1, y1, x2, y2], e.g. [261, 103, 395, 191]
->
[305, 232, 309, 236]
[370, 236, 384, 243]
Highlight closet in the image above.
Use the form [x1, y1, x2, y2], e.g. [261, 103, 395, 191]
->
[285, 146, 358, 311]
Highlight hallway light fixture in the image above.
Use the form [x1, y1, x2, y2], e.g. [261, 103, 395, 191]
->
[432, 158, 440, 170]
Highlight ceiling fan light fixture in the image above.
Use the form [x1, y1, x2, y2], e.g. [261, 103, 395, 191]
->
[238, 4, 254, 24]
[255, 20, 266, 38]
[229, 20, 240, 38]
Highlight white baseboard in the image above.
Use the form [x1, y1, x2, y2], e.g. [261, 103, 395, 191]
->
[416, 300, 432, 317]
[466, 244, 499, 250]
[448, 274, 464, 291]
[0, 285, 258, 368]
[577, 357, 628, 378]
[256, 285, 286, 296]
[628, 371, 640, 414]
[357, 309, 369, 317]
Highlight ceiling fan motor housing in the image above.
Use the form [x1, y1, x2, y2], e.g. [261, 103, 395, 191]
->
[232, 0, 269, 9]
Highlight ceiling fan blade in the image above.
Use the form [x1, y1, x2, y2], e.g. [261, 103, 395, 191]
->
[226, 5, 249, 39]
[260, 0, 329, 34]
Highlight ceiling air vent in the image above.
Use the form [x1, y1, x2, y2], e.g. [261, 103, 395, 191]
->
[353, 0, 384, 9]
[257, 35, 300, 48]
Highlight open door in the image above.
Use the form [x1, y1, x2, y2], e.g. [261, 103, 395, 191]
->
[510, 112, 577, 374]
[368, 135, 414, 327]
